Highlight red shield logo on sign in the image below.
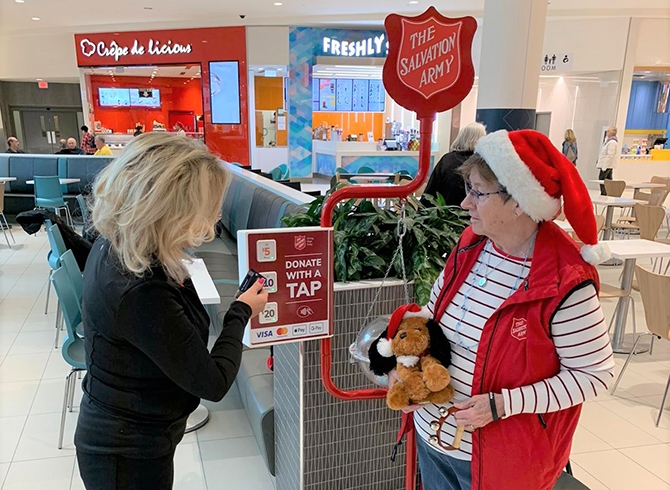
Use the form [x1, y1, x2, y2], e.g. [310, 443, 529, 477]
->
[383, 7, 476, 117]
[511, 318, 528, 341]
[397, 19, 462, 100]
[294, 235, 307, 251]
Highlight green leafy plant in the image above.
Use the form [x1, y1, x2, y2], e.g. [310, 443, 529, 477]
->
[281, 190, 469, 305]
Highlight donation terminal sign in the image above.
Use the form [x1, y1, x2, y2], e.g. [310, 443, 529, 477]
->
[383, 7, 477, 117]
[237, 227, 334, 347]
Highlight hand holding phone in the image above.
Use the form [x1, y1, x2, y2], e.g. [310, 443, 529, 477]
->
[237, 280, 268, 319]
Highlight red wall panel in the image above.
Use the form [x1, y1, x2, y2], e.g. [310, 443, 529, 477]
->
[89, 75, 203, 134]
[74, 27, 249, 164]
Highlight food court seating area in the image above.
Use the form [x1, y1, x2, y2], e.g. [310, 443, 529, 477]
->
[0, 154, 114, 216]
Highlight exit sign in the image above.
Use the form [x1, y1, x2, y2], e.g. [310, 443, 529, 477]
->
[38, 81, 48, 89]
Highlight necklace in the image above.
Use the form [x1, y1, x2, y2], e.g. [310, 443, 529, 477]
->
[453, 235, 537, 352]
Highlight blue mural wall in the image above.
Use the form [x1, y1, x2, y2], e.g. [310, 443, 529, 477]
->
[626, 80, 669, 131]
[288, 27, 386, 178]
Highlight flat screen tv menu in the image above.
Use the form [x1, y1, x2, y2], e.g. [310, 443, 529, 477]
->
[313, 78, 385, 112]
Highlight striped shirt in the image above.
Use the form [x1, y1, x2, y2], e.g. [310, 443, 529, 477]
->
[414, 241, 614, 460]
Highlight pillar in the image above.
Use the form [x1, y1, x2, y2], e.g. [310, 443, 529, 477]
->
[476, 0, 548, 131]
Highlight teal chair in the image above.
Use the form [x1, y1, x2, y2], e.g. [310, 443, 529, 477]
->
[278, 164, 289, 180]
[59, 250, 83, 333]
[50, 266, 86, 449]
[46, 223, 67, 346]
[34, 176, 73, 227]
[269, 167, 283, 181]
[357, 166, 375, 174]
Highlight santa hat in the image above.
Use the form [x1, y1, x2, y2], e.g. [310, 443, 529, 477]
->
[474, 130, 610, 265]
[377, 303, 431, 358]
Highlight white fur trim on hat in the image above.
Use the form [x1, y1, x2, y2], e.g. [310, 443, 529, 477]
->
[580, 243, 611, 265]
[402, 306, 431, 319]
[475, 130, 561, 222]
[377, 338, 394, 358]
[396, 355, 420, 368]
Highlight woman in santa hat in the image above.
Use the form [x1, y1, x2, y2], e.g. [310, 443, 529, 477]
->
[408, 129, 615, 490]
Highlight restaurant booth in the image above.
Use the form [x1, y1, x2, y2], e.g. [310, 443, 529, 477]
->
[74, 27, 250, 164]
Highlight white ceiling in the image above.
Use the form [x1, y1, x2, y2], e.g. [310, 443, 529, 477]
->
[1, 0, 668, 35]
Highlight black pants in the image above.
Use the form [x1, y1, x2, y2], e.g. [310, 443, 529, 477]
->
[77, 450, 175, 490]
[599, 168, 613, 195]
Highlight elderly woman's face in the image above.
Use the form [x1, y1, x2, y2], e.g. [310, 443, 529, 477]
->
[461, 168, 517, 237]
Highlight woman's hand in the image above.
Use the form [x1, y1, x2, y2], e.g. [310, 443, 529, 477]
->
[453, 393, 505, 430]
[387, 369, 423, 414]
[237, 280, 268, 318]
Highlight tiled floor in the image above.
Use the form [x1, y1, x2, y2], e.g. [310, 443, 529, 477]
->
[1, 226, 670, 489]
[0, 229, 275, 490]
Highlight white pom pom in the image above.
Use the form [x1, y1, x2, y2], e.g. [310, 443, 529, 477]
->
[581, 243, 611, 265]
[403, 306, 432, 320]
[377, 338, 394, 357]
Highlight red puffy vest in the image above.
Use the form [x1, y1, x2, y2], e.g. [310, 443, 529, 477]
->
[431, 221, 599, 490]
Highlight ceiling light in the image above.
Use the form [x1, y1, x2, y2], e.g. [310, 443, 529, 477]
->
[274, 2, 283, 5]
[36, 78, 42, 81]
[143, 6, 153, 9]
[409, 1, 419, 3]
[31, 17, 40, 20]
[15, 0, 25, 3]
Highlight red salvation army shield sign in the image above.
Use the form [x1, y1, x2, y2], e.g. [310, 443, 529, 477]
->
[383, 7, 477, 117]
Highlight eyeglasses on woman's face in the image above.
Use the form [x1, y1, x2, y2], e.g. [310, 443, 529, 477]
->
[464, 181, 507, 204]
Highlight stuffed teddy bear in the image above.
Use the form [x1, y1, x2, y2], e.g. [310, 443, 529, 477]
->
[368, 303, 455, 410]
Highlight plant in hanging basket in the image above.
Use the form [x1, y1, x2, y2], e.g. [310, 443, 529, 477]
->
[281, 190, 469, 305]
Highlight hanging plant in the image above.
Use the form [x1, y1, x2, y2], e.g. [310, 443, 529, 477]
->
[281, 190, 469, 305]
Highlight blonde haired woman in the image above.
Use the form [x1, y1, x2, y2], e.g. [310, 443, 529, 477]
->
[561, 129, 578, 165]
[75, 133, 268, 490]
[422, 122, 487, 206]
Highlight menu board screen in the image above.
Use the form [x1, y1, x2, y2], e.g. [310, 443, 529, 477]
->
[368, 80, 385, 112]
[313, 78, 385, 112]
[319, 79, 336, 111]
[99, 88, 130, 107]
[312, 80, 321, 112]
[129, 88, 161, 108]
[352, 79, 369, 112]
[335, 79, 353, 111]
[209, 61, 242, 125]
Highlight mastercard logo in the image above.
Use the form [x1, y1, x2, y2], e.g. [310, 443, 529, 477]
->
[276, 327, 288, 336]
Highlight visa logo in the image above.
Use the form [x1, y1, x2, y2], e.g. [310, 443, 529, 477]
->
[256, 331, 273, 339]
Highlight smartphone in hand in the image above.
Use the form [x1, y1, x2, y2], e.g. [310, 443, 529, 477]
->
[235, 269, 266, 298]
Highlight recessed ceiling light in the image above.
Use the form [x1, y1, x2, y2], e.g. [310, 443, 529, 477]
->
[143, 6, 153, 9]
[31, 17, 40, 20]
[409, 0, 419, 4]
[36, 78, 42, 81]
[15, 0, 25, 3]
[274, 2, 283, 5]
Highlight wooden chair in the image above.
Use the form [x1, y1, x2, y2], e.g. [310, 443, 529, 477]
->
[633, 176, 670, 204]
[604, 180, 626, 197]
[611, 203, 665, 239]
[611, 265, 670, 427]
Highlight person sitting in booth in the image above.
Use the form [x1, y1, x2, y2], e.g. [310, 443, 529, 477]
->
[68, 137, 86, 155]
[6, 136, 25, 153]
[408, 130, 614, 490]
[94, 135, 114, 156]
[75, 133, 268, 489]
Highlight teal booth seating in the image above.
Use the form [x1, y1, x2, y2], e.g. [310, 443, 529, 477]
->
[0, 154, 114, 216]
[196, 164, 313, 476]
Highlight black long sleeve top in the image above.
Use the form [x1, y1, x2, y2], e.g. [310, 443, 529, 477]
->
[74, 238, 250, 458]
[421, 150, 473, 207]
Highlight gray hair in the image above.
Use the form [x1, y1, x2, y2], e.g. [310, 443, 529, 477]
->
[95, 135, 106, 144]
[451, 123, 487, 152]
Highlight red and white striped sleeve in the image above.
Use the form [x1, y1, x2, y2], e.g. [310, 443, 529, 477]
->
[501, 284, 615, 416]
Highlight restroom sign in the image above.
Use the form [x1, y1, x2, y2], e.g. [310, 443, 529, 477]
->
[383, 6, 477, 117]
[237, 227, 334, 347]
[541, 53, 573, 72]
